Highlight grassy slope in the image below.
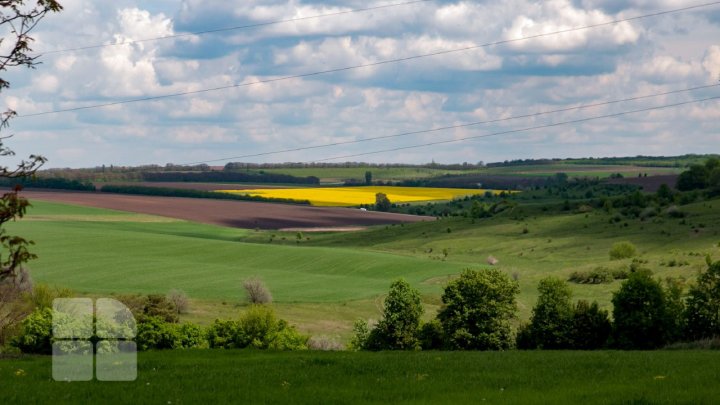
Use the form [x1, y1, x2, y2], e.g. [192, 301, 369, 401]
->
[12, 197, 720, 339]
[2, 350, 719, 404]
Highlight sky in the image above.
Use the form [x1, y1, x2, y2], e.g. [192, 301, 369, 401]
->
[2, 0, 720, 168]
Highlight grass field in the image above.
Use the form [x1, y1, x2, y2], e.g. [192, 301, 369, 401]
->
[261, 167, 484, 183]
[10, 196, 720, 341]
[218, 186, 498, 206]
[482, 164, 683, 178]
[1, 350, 719, 404]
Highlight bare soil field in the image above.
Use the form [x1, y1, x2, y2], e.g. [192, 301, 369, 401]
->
[22, 191, 433, 229]
[606, 174, 679, 192]
[92, 182, 295, 191]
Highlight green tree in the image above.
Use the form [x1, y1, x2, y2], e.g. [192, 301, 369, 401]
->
[364, 171, 372, 185]
[570, 300, 611, 350]
[611, 272, 669, 349]
[437, 269, 519, 350]
[609, 241, 637, 260]
[367, 279, 423, 350]
[676, 164, 708, 191]
[0, 0, 63, 282]
[525, 277, 573, 349]
[375, 192, 391, 212]
[684, 259, 720, 340]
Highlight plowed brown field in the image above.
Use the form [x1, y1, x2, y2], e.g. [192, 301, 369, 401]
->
[22, 191, 434, 230]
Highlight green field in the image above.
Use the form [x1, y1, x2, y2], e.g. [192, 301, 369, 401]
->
[262, 166, 483, 183]
[482, 164, 682, 178]
[2, 350, 719, 404]
[9, 196, 720, 341]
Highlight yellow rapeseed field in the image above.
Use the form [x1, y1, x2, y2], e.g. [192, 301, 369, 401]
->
[216, 186, 502, 207]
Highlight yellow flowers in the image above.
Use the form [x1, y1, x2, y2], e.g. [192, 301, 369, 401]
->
[217, 186, 501, 207]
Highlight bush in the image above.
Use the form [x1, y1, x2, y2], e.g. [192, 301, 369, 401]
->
[177, 323, 207, 349]
[118, 294, 179, 323]
[208, 306, 307, 350]
[568, 269, 613, 284]
[243, 278, 272, 304]
[11, 308, 53, 354]
[349, 319, 371, 351]
[437, 269, 519, 350]
[206, 319, 240, 349]
[609, 241, 637, 260]
[136, 316, 182, 351]
[167, 289, 190, 315]
[666, 205, 686, 218]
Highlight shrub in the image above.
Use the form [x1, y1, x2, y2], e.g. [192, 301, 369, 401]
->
[11, 308, 53, 354]
[177, 323, 207, 349]
[568, 269, 614, 284]
[206, 319, 240, 349]
[349, 319, 371, 351]
[167, 289, 190, 315]
[437, 268, 519, 350]
[609, 241, 637, 260]
[666, 205, 686, 218]
[136, 316, 182, 351]
[243, 277, 272, 304]
[375, 193, 391, 212]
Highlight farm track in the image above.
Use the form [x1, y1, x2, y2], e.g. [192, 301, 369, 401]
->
[21, 191, 434, 230]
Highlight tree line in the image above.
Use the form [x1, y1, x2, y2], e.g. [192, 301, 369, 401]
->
[352, 259, 720, 351]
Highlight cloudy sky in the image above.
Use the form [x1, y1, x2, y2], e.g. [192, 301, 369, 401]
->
[2, 0, 720, 168]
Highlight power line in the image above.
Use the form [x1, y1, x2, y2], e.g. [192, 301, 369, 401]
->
[40, 0, 434, 55]
[182, 83, 720, 165]
[18, 1, 720, 119]
[309, 95, 720, 162]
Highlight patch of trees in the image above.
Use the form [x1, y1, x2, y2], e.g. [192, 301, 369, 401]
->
[141, 171, 320, 185]
[676, 157, 720, 195]
[10, 291, 309, 354]
[0, 176, 95, 191]
[351, 259, 720, 351]
[99, 184, 310, 205]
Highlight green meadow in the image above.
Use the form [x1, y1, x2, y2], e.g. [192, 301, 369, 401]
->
[8, 196, 720, 339]
[2, 350, 719, 404]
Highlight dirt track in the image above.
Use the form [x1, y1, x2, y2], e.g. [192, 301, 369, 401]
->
[22, 191, 434, 230]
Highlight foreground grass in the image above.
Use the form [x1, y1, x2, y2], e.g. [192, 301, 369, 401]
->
[1, 350, 718, 404]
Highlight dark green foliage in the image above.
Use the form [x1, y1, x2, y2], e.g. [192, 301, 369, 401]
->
[684, 260, 720, 340]
[119, 294, 179, 324]
[364, 171, 372, 185]
[375, 192, 391, 212]
[568, 268, 614, 284]
[11, 307, 53, 354]
[206, 306, 307, 350]
[100, 185, 310, 205]
[136, 316, 183, 351]
[142, 171, 319, 184]
[0, 177, 94, 191]
[365, 280, 423, 350]
[570, 300, 611, 350]
[523, 278, 573, 349]
[418, 320, 444, 350]
[611, 272, 669, 349]
[677, 165, 708, 191]
[437, 269, 519, 350]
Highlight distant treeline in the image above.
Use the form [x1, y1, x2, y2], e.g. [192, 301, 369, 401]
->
[487, 154, 718, 168]
[0, 177, 95, 191]
[224, 161, 485, 171]
[141, 171, 320, 185]
[100, 185, 310, 205]
[392, 174, 551, 190]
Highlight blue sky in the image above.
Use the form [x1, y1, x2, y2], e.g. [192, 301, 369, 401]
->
[2, 0, 720, 168]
